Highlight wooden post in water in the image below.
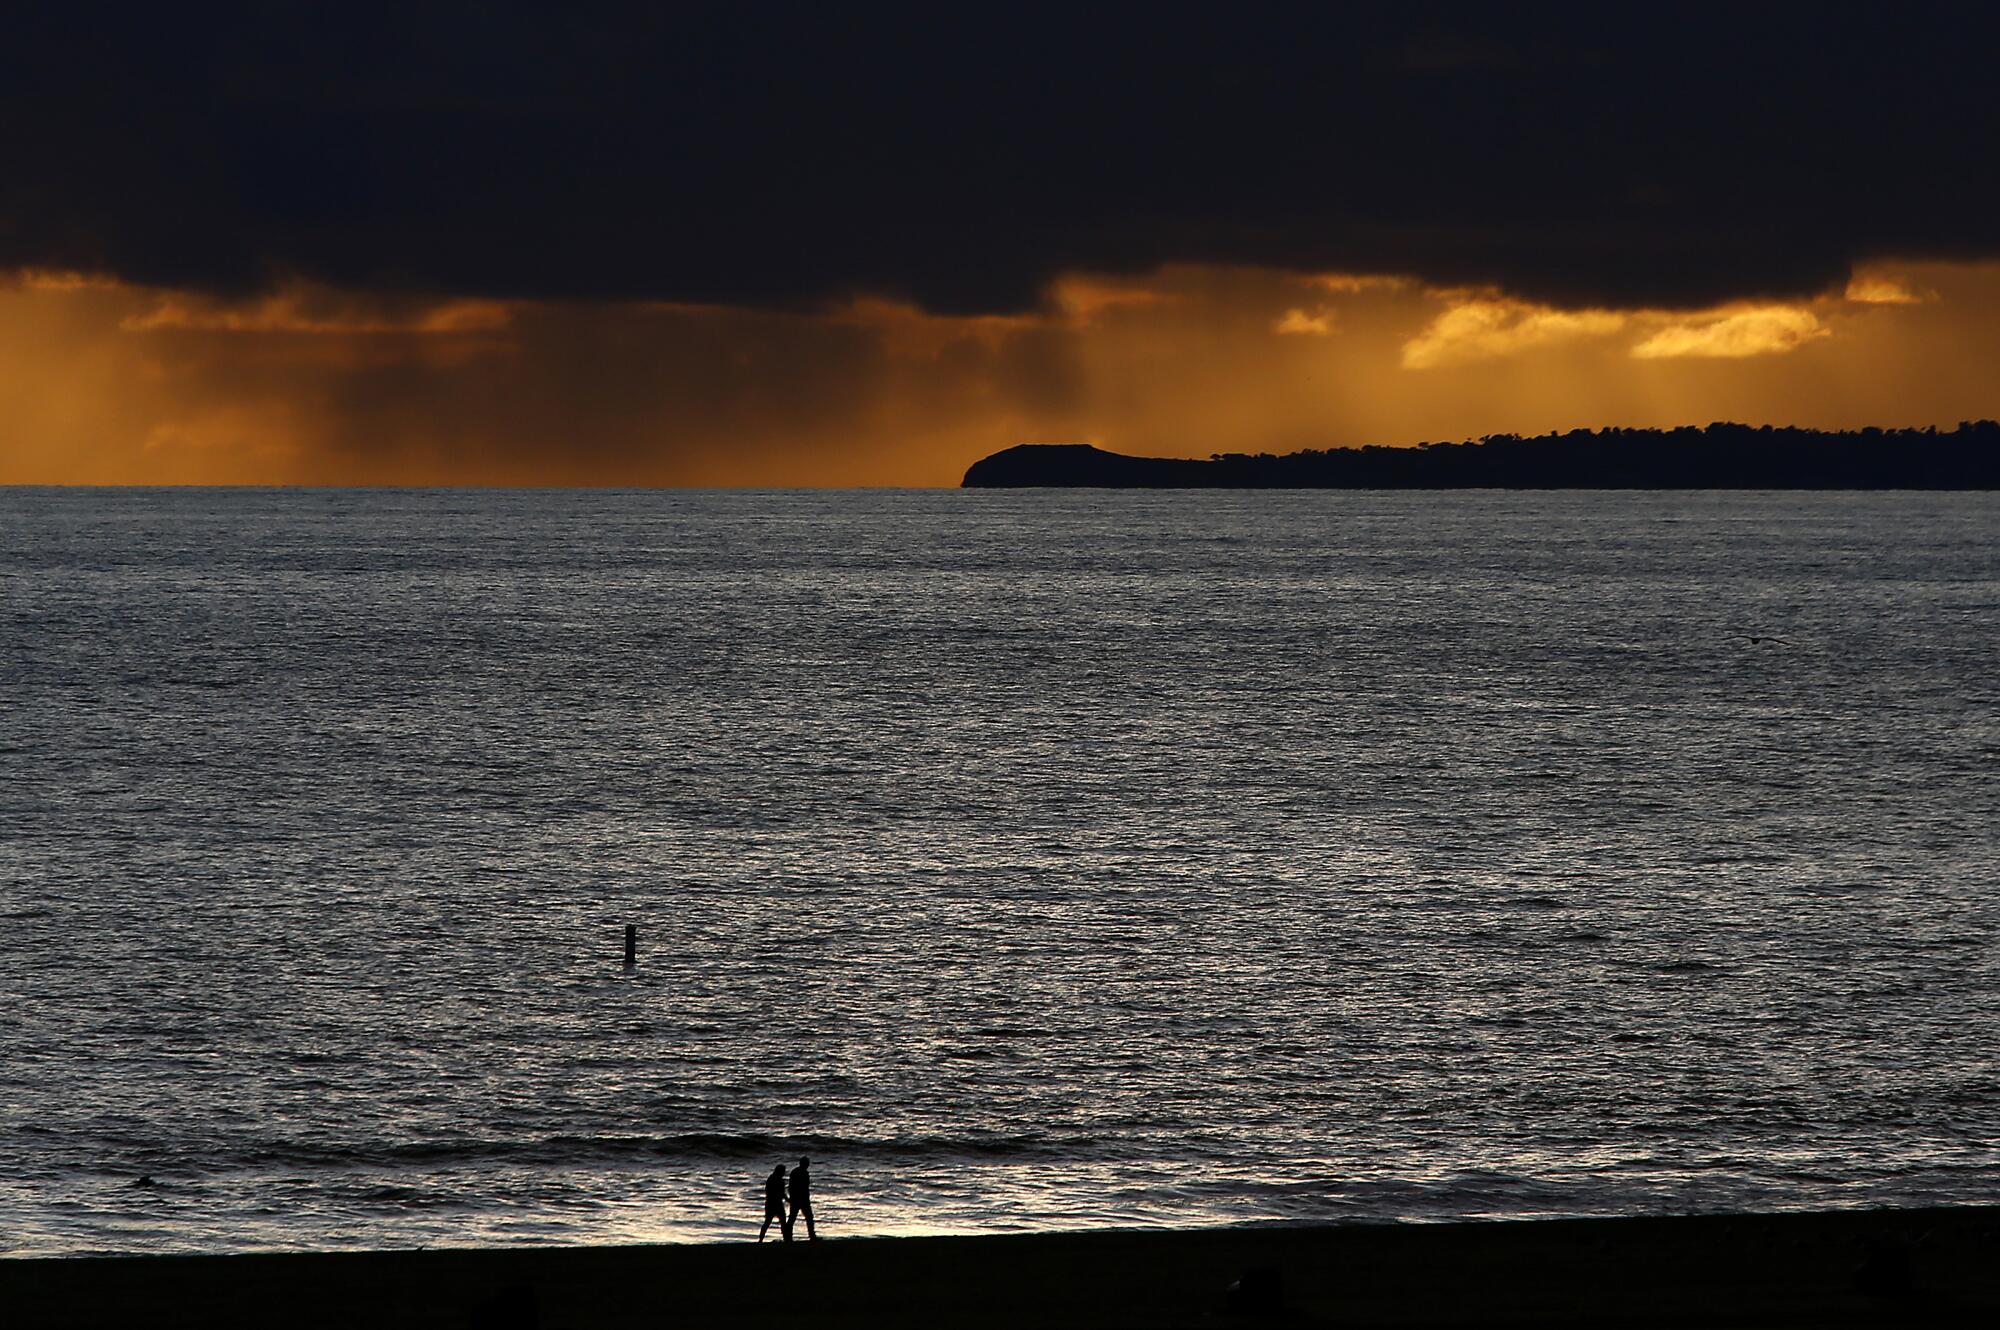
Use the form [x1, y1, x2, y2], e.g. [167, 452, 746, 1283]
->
[624, 923, 637, 968]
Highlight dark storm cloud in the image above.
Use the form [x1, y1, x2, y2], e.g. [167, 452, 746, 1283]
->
[5, 3, 1998, 313]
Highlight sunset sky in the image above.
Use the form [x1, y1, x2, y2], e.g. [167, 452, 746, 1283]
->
[5, 5, 2000, 486]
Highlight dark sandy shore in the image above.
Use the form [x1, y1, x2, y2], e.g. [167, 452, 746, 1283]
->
[4, 1205, 1995, 1328]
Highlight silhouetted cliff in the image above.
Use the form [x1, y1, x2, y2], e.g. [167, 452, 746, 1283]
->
[962, 423, 2000, 488]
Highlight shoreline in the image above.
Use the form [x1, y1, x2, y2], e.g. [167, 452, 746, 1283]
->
[4, 1204, 1995, 1328]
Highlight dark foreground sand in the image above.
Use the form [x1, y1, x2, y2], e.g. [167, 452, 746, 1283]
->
[4, 1206, 1995, 1329]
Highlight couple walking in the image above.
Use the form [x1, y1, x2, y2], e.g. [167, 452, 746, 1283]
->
[758, 1157, 816, 1242]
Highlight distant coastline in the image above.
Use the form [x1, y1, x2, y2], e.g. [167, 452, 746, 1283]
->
[962, 422, 2000, 488]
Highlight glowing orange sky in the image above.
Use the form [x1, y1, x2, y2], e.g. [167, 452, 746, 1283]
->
[4, 262, 1999, 486]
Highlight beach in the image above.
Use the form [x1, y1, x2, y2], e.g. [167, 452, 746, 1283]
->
[4, 1205, 1994, 1328]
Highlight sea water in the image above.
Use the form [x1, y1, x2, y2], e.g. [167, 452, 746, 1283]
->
[1, 488, 1995, 1255]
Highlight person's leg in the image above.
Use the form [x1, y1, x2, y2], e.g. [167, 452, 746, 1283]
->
[803, 1201, 816, 1240]
[759, 1211, 772, 1242]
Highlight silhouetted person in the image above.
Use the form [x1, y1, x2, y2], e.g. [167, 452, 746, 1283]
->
[758, 1164, 791, 1242]
[787, 1156, 816, 1240]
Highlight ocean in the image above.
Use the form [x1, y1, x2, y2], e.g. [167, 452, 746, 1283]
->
[1, 487, 1995, 1255]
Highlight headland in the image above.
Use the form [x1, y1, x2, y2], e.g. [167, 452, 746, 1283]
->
[961, 423, 2000, 488]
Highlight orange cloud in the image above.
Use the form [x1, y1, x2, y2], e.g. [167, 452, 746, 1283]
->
[9, 268, 124, 292]
[1309, 273, 1412, 294]
[1273, 307, 1334, 336]
[1047, 274, 1179, 324]
[1843, 272, 1932, 305]
[823, 296, 1040, 359]
[120, 287, 515, 335]
[1629, 305, 1828, 359]
[1401, 299, 1625, 368]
